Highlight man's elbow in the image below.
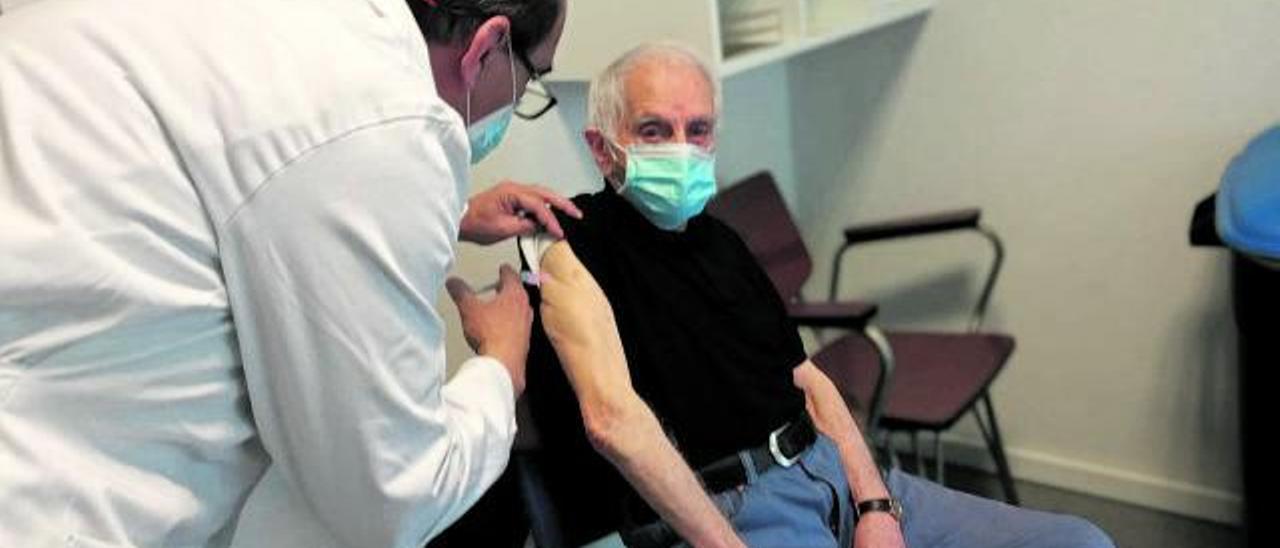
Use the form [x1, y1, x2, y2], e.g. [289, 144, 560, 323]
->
[581, 393, 653, 462]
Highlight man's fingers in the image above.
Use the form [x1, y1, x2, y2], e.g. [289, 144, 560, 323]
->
[445, 277, 476, 308]
[532, 186, 583, 219]
[499, 180, 582, 220]
[496, 265, 532, 315]
[496, 264, 522, 292]
[504, 216, 540, 238]
[513, 193, 565, 239]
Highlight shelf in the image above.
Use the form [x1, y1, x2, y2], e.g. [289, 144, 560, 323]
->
[546, 0, 934, 83]
[719, 0, 935, 77]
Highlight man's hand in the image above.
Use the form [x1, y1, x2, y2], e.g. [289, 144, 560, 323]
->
[446, 265, 532, 396]
[853, 512, 906, 548]
[460, 181, 583, 245]
[793, 362, 903, 548]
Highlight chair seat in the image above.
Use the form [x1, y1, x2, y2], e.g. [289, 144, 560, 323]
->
[812, 331, 1014, 430]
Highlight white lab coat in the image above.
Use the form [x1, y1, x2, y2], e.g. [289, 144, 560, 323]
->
[0, 0, 517, 546]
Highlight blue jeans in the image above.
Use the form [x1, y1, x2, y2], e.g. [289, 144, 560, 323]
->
[625, 436, 1115, 548]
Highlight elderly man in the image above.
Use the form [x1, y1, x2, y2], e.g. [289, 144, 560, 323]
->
[442, 44, 1117, 548]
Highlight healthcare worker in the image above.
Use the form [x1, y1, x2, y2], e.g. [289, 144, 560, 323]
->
[0, 0, 575, 546]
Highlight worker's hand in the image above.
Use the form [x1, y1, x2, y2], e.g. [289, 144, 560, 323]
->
[447, 265, 532, 396]
[537, 242, 633, 402]
[460, 181, 583, 245]
[853, 512, 906, 548]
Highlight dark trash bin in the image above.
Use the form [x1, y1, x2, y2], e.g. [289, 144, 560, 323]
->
[1190, 125, 1280, 548]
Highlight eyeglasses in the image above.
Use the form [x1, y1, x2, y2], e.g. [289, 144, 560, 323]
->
[410, 1, 557, 118]
[512, 47, 558, 121]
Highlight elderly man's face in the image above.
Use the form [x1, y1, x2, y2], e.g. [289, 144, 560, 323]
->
[589, 58, 717, 184]
[619, 59, 716, 150]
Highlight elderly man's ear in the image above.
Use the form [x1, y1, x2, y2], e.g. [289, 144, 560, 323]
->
[583, 129, 610, 171]
[584, 129, 622, 184]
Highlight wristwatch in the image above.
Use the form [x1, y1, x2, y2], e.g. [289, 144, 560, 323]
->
[855, 497, 904, 523]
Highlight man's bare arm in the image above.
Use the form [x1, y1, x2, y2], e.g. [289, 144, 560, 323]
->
[793, 360, 905, 547]
[539, 242, 744, 548]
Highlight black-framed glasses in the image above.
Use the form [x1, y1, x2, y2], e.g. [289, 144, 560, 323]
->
[513, 48, 558, 120]
[412, 0, 559, 121]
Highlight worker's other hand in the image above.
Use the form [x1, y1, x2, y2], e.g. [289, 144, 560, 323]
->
[538, 242, 632, 401]
[460, 181, 583, 245]
[447, 265, 532, 396]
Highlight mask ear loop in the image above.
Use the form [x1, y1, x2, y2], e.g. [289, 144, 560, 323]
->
[603, 138, 630, 192]
[507, 34, 518, 108]
[465, 77, 473, 128]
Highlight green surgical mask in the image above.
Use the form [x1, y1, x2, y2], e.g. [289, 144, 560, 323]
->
[466, 38, 517, 165]
[612, 142, 717, 231]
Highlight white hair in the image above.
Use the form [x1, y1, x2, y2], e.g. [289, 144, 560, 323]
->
[587, 42, 722, 140]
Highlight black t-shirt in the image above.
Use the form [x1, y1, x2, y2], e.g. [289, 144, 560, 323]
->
[524, 188, 807, 544]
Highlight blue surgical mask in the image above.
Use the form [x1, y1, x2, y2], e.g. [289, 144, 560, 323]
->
[467, 104, 513, 165]
[466, 39, 517, 165]
[612, 142, 717, 231]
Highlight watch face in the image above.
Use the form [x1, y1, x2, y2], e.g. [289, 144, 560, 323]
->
[857, 498, 903, 522]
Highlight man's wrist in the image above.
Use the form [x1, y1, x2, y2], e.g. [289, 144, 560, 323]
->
[854, 489, 892, 503]
[855, 497, 904, 524]
[846, 465, 891, 502]
[479, 346, 525, 392]
[457, 200, 483, 242]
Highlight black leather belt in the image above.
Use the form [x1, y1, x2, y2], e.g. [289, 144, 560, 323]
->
[696, 414, 817, 494]
[619, 415, 819, 547]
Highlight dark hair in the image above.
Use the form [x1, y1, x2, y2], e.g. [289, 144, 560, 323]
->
[407, 0, 561, 57]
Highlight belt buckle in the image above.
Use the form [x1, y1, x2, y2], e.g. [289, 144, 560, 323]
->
[768, 423, 801, 468]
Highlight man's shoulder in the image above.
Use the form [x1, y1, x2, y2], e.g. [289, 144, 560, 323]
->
[554, 191, 610, 241]
[698, 212, 756, 251]
[699, 212, 740, 236]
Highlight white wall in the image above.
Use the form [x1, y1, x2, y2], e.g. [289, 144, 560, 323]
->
[442, 0, 1280, 526]
[784, 0, 1280, 524]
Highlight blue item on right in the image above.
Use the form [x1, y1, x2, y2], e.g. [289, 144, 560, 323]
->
[1218, 125, 1280, 261]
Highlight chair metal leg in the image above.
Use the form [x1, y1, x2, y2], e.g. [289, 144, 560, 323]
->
[912, 432, 924, 476]
[860, 325, 896, 433]
[934, 431, 945, 485]
[976, 393, 1020, 505]
[869, 427, 892, 466]
[887, 431, 903, 471]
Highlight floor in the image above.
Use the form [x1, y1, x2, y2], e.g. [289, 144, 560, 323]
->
[940, 464, 1245, 548]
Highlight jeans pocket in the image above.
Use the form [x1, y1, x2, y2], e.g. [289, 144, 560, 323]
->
[711, 487, 746, 520]
[799, 458, 843, 538]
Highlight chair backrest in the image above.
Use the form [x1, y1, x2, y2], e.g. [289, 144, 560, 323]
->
[707, 171, 813, 302]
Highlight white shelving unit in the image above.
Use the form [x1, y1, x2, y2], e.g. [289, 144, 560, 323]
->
[548, 0, 934, 82]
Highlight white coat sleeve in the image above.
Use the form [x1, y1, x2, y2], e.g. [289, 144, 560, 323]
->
[217, 117, 516, 548]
